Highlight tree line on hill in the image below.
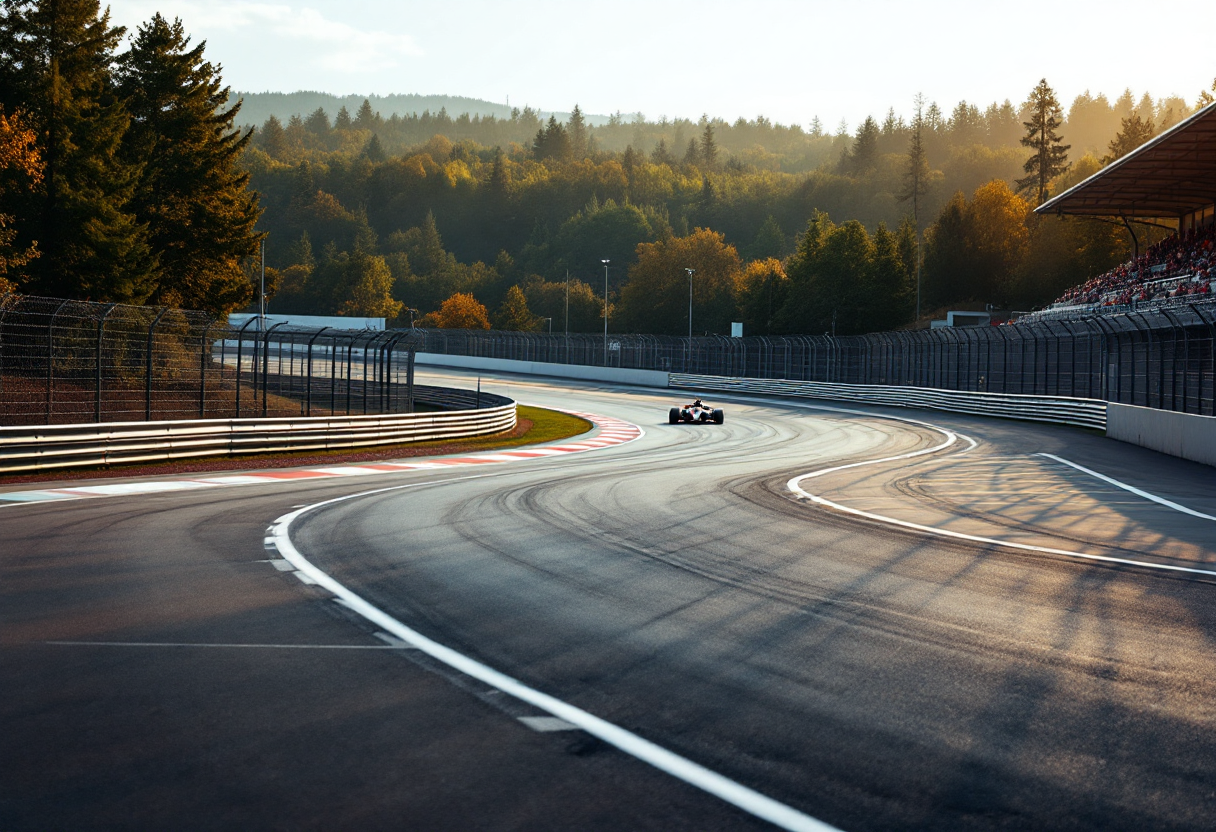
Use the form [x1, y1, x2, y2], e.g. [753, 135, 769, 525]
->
[1, 1, 1213, 336]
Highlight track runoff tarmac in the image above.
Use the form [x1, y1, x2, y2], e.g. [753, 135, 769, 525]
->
[2, 368, 1215, 832]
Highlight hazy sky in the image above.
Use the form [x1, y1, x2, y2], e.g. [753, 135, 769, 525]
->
[106, 0, 1215, 128]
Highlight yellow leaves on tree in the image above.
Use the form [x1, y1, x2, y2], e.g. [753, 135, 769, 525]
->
[0, 107, 43, 290]
[338, 254, 403, 319]
[618, 228, 743, 336]
[419, 291, 491, 329]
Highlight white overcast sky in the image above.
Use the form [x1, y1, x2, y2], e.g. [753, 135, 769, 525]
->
[105, 0, 1215, 128]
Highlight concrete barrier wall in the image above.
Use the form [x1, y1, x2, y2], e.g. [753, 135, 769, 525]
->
[1107, 403, 1216, 467]
[415, 353, 670, 389]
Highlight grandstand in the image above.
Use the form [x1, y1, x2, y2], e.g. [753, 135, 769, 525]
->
[1030, 100, 1216, 320]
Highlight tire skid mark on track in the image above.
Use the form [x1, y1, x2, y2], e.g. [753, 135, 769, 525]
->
[0, 409, 642, 507]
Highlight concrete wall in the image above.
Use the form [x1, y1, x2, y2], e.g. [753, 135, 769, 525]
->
[1107, 403, 1216, 467]
[415, 353, 670, 389]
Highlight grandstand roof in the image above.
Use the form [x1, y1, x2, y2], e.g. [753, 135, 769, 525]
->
[1036, 101, 1216, 218]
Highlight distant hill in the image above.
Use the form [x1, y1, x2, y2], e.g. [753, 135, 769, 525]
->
[230, 91, 623, 129]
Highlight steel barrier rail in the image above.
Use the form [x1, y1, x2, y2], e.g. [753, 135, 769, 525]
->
[0, 391, 515, 474]
[670, 373, 1108, 430]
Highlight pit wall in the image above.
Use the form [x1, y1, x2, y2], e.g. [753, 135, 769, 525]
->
[1106, 403, 1216, 467]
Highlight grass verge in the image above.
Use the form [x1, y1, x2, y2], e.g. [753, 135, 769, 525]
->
[0, 405, 593, 485]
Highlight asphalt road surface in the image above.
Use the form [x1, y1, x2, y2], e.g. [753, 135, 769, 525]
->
[4, 369, 1215, 831]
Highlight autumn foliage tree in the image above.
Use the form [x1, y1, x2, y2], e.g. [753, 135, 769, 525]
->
[419, 291, 490, 329]
[0, 107, 42, 290]
[619, 228, 742, 336]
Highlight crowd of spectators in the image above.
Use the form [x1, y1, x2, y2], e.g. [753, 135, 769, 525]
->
[1050, 223, 1214, 309]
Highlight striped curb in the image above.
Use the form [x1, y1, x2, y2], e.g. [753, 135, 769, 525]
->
[0, 410, 642, 507]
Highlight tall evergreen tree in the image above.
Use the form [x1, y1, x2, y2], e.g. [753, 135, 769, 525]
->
[1103, 113, 1154, 163]
[700, 118, 718, 170]
[334, 105, 352, 130]
[0, 0, 155, 302]
[567, 104, 587, 158]
[1016, 78, 1070, 205]
[898, 94, 930, 320]
[354, 98, 375, 130]
[258, 114, 286, 159]
[117, 13, 261, 314]
[845, 115, 879, 174]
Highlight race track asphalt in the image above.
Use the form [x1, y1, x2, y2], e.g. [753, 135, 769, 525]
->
[3, 368, 1215, 831]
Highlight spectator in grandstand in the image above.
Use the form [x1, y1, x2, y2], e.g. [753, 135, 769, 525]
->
[1049, 223, 1216, 308]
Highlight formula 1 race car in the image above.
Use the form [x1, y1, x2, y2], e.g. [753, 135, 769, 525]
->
[669, 399, 724, 424]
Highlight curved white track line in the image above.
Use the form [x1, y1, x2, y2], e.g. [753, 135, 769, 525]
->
[1036, 453, 1216, 522]
[269, 487, 840, 832]
[786, 423, 1216, 579]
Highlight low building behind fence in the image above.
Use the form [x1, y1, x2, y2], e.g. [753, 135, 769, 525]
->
[414, 299, 1216, 417]
[0, 294, 418, 426]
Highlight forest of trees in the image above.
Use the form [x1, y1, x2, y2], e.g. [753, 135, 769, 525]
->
[2, 1, 1213, 337]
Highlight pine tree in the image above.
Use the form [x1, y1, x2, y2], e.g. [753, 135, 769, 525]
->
[650, 138, 672, 166]
[700, 118, 718, 170]
[683, 137, 700, 167]
[361, 133, 385, 162]
[897, 94, 930, 320]
[117, 13, 261, 314]
[355, 98, 375, 130]
[567, 104, 587, 158]
[1016, 79, 1070, 205]
[845, 115, 879, 174]
[304, 107, 329, 135]
[259, 114, 286, 159]
[334, 105, 352, 130]
[1104, 113, 1154, 163]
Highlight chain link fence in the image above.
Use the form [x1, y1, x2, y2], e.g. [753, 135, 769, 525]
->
[0, 294, 419, 427]
[414, 299, 1216, 417]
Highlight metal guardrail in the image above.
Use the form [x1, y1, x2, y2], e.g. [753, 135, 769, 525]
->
[670, 373, 1108, 430]
[0, 390, 515, 474]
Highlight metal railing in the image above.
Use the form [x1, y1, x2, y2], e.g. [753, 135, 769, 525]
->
[412, 299, 1216, 417]
[0, 390, 515, 474]
[670, 374, 1107, 430]
[0, 294, 422, 426]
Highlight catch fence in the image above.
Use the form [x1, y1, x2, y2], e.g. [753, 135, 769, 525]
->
[415, 299, 1216, 417]
[0, 294, 420, 426]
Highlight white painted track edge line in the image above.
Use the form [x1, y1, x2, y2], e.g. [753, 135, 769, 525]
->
[1035, 453, 1216, 522]
[786, 427, 1216, 580]
[269, 510, 839, 832]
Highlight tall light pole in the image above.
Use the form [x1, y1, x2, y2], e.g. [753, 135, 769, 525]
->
[259, 238, 266, 332]
[685, 268, 695, 340]
[601, 259, 610, 364]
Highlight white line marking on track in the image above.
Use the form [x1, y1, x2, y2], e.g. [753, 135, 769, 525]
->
[518, 715, 580, 732]
[269, 489, 841, 832]
[786, 424, 1216, 579]
[1036, 453, 1216, 522]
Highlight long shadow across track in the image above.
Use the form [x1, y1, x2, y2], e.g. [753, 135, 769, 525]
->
[3, 368, 1216, 831]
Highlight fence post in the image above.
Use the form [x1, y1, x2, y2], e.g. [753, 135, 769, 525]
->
[305, 326, 330, 417]
[199, 320, 215, 418]
[95, 303, 117, 422]
[145, 307, 168, 421]
[261, 321, 287, 417]
[234, 316, 258, 417]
